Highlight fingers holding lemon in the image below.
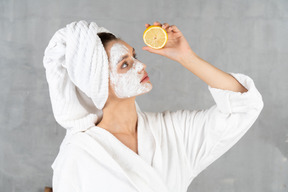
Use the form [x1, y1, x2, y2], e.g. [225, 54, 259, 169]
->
[142, 22, 193, 62]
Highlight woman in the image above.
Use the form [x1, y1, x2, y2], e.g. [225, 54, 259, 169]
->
[95, 33, 153, 152]
[43, 21, 264, 192]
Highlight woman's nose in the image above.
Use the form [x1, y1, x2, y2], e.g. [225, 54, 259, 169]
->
[140, 62, 147, 72]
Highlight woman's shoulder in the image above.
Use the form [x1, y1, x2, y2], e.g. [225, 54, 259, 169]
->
[51, 142, 87, 169]
[138, 109, 198, 126]
[138, 110, 168, 122]
[51, 132, 97, 171]
[139, 109, 197, 118]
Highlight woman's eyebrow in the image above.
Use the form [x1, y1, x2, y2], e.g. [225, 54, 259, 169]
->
[116, 48, 136, 64]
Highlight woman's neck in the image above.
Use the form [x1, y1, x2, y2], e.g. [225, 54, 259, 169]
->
[96, 99, 138, 135]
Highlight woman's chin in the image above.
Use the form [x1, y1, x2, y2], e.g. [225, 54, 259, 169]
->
[133, 84, 152, 97]
[115, 83, 153, 98]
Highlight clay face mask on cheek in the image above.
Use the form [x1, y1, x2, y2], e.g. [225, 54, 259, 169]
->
[109, 43, 152, 98]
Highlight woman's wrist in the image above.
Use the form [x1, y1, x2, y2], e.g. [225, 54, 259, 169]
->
[178, 49, 199, 66]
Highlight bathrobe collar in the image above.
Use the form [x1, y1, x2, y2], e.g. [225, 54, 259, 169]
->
[60, 111, 169, 192]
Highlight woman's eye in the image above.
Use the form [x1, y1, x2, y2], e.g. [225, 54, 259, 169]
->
[121, 62, 128, 69]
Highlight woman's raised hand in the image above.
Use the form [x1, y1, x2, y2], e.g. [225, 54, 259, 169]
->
[142, 21, 196, 63]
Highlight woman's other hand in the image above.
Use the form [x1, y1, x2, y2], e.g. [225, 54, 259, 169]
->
[142, 21, 197, 63]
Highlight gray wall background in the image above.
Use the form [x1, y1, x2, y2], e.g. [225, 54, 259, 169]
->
[1, 0, 287, 191]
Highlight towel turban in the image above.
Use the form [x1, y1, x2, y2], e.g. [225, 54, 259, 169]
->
[43, 20, 141, 135]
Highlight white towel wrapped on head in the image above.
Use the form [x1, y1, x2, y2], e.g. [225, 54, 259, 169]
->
[43, 20, 141, 135]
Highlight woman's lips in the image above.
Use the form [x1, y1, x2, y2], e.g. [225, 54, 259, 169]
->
[141, 75, 149, 83]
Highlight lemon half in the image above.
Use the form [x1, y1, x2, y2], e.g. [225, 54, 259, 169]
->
[143, 25, 168, 49]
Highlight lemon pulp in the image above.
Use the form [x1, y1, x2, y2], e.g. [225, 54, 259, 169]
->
[143, 26, 168, 49]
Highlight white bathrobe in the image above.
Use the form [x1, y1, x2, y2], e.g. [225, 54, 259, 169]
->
[51, 73, 264, 192]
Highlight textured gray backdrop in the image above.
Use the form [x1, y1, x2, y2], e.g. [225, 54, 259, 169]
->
[0, 0, 287, 191]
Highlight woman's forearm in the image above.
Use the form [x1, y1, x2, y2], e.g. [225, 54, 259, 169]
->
[178, 50, 248, 93]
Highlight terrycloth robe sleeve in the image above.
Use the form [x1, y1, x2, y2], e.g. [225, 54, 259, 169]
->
[169, 72, 264, 185]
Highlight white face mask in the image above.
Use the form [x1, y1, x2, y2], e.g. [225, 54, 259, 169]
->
[109, 42, 152, 98]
